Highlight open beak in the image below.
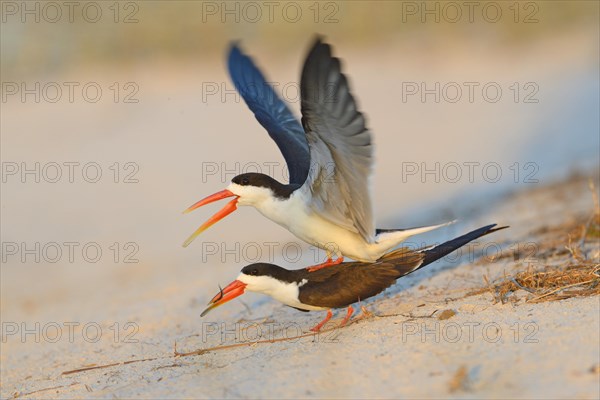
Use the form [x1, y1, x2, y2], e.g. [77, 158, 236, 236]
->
[200, 280, 247, 317]
[182, 189, 239, 247]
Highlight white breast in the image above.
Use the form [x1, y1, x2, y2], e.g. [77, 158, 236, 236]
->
[252, 190, 379, 261]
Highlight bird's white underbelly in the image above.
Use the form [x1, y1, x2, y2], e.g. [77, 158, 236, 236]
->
[254, 193, 378, 262]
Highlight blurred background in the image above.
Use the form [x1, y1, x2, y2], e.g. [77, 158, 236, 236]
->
[1, 0, 598, 391]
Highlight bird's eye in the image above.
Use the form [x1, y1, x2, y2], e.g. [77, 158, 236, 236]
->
[251, 269, 258, 276]
[241, 177, 250, 185]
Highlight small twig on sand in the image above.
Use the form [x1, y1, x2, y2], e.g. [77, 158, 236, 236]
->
[9, 382, 80, 399]
[61, 357, 160, 376]
[510, 277, 536, 293]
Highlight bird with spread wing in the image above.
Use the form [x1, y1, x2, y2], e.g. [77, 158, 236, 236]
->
[183, 38, 452, 270]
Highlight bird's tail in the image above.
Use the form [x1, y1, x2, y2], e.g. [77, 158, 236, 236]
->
[370, 220, 456, 256]
[381, 224, 508, 275]
[420, 224, 507, 266]
[375, 220, 456, 241]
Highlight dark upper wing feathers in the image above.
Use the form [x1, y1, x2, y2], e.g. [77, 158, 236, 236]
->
[300, 38, 374, 241]
[299, 263, 399, 309]
[227, 44, 310, 185]
[299, 254, 424, 309]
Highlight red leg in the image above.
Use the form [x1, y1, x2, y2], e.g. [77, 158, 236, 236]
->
[339, 305, 354, 327]
[310, 310, 333, 332]
[307, 256, 344, 272]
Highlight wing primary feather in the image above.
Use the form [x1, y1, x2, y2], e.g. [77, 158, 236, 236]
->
[299, 37, 375, 242]
[227, 43, 310, 185]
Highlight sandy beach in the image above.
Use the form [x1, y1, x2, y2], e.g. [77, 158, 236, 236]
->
[2, 170, 599, 399]
[1, 2, 599, 398]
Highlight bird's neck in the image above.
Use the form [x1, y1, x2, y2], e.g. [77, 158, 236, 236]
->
[269, 181, 301, 200]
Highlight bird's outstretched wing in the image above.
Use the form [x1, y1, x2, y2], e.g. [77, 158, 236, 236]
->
[228, 44, 310, 185]
[300, 38, 374, 242]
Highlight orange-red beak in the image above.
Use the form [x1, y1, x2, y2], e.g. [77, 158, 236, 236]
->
[182, 189, 239, 247]
[200, 280, 247, 317]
